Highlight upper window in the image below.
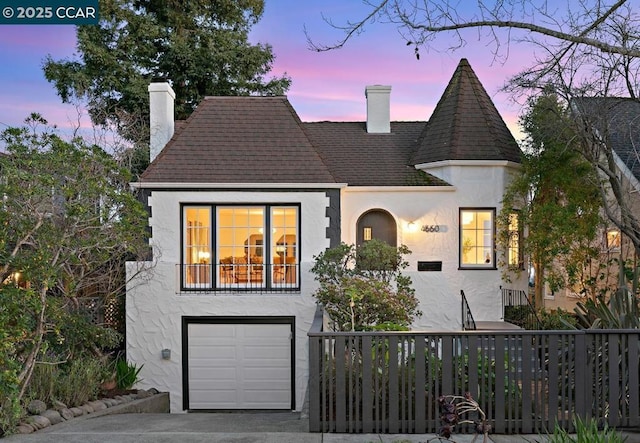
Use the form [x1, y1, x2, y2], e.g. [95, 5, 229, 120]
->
[507, 212, 523, 268]
[183, 205, 299, 290]
[460, 208, 495, 269]
[606, 229, 621, 251]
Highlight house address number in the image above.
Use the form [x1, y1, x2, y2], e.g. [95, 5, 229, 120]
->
[421, 225, 440, 233]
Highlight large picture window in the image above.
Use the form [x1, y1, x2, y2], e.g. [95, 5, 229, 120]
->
[460, 208, 495, 269]
[183, 204, 299, 290]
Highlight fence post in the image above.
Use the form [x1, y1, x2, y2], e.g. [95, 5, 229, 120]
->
[574, 332, 588, 421]
[308, 334, 321, 432]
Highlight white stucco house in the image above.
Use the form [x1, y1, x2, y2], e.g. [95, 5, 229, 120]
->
[126, 58, 527, 413]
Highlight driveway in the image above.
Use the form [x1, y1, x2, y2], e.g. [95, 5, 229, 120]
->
[4, 412, 640, 443]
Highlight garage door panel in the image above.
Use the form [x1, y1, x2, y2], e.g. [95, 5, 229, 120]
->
[245, 347, 289, 360]
[190, 367, 236, 380]
[187, 322, 292, 410]
[244, 368, 289, 380]
[189, 347, 236, 360]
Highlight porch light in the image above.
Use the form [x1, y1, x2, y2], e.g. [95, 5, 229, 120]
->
[406, 221, 418, 233]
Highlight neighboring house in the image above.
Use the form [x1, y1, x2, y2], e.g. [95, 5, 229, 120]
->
[545, 97, 640, 309]
[126, 58, 527, 413]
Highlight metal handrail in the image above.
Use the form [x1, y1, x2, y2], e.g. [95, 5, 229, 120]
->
[174, 262, 299, 294]
[501, 287, 541, 330]
[461, 290, 476, 330]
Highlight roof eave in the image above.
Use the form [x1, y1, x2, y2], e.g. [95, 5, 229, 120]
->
[130, 182, 348, 190]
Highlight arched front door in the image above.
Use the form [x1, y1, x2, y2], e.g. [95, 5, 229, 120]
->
[356, 209, 397, 247]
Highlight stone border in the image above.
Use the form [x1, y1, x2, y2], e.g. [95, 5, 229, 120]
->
[15, 390, 169, 434]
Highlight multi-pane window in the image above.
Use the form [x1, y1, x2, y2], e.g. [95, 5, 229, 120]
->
[184, 207, 212, 286]
[507, 212, 522, 268]
[460, 208, 495, 268]
[183, 204, 299, 289]
[606, 229, 621, 251]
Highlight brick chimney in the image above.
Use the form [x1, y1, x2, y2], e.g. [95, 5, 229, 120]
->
[365, 85, 391, 133]
[148, 81, 175, 163]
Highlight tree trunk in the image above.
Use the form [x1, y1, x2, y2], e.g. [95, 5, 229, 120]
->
[533, 261, 545, 309]
[17, 285, 48, 401]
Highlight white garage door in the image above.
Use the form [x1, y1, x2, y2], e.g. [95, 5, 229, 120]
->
[187, 322, 292, 410]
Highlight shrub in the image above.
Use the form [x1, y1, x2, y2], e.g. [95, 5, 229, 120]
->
[311, 240, 421, 331]
[25, 358, 59, 405]
[25, 355, 106, 408]
[543, 415, 626, 443]
[538, 308, 577, 330]
[56, 357, 105, 406]
[116, 359, 143, 390]
[0, 383, 23, 437]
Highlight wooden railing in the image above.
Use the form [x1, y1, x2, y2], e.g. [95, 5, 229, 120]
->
[308, 326, 640, 434]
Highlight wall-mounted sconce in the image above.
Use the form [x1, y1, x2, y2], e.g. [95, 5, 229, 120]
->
[406, 221, 418, 233]
[161, 348, 171, 360]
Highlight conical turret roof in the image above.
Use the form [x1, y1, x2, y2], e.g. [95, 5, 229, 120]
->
[411, 59, 521, 165]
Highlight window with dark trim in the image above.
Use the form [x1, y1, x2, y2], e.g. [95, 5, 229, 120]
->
[182, 204, 299, 290]
[460, 208, 495, 269]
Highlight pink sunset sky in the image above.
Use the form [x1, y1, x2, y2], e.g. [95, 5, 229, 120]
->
[0, 1, 539, 141]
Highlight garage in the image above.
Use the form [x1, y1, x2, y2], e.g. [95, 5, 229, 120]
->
[182, 317, 295, 410]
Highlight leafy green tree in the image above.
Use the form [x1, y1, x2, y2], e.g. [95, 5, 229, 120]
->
[498, 93, 603, 307]
[0, 114, 149, 409]
[43, 0, 290, 159]
[311, 239, 421, 331]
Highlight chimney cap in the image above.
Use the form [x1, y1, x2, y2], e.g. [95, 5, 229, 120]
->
[365, 85, 392, 96]
[150, 76, 172, 83]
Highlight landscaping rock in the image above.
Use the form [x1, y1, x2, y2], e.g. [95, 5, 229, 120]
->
[53, 400, 68, 411]
[149, 387, 159, 395]
[80, 404, 94, 414]
[60, 408, 74, 420]
[26, 399, 47, 415]
[101, 398, 114, 407]
[136, 389, 152, 399]
[70, 407, 84, 417]
[41, 409, 63, 425]
[87, 400, 107, 411]
[16, 424, 35, 434]
[25, 415, 51, 430]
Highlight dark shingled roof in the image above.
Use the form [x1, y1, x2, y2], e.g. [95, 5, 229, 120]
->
[139, 59, 520, 186]
[304, 121, 449, 186]
[573, 97, 640, 184]
[140, 96, 336, 184]
[411, 59, 521, 165]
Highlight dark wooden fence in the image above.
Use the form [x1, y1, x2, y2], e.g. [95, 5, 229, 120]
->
[308, 326, 640, 434]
